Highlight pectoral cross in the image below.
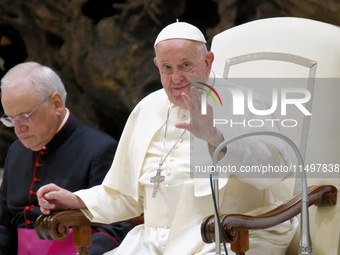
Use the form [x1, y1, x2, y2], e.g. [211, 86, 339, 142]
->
[150, 167, 165, 198]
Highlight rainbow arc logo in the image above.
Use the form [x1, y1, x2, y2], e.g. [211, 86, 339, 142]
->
[196, 82, 222, 115]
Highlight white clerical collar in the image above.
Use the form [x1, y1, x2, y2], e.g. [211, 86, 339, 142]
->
[42, 109, 70, 150]
[57, 108, 70, 132]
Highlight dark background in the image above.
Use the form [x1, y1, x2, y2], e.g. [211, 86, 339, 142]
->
[0, 0, 339, 168]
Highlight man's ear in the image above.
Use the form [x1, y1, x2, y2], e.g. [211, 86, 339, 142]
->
[50, 92, 64, 115]
[154, 57, 158, 68]
[205, 51, 214, 77]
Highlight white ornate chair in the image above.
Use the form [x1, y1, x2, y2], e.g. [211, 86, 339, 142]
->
[202, 17, 340, 254]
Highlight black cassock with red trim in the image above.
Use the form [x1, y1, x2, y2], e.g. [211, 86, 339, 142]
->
[0, 113, 131, 255]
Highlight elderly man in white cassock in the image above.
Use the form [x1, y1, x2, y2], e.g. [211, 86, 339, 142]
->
[37, 21, 297, 254]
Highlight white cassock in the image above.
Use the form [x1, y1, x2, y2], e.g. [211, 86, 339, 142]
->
[75, 75, 298, 255]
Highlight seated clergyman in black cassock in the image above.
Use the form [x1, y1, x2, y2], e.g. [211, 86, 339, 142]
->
[0, 62, 131, 255]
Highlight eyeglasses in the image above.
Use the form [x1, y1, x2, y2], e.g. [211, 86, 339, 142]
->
[1, 97, 50, 128]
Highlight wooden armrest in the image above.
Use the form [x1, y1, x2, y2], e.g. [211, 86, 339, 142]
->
[35, 210, 95, 254]
[201, 185, 337, 254]
[35, 210, 144, 255]
[35, 210, 92, 241]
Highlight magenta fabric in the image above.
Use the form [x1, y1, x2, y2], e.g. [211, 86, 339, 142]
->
[17, 228, 77, 255]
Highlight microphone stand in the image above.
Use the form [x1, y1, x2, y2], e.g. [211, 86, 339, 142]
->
[212, 171, 221, 254]
[212, 131, 313, 255]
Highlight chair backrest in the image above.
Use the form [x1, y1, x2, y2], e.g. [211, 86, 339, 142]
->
[210, 17, 340, 255]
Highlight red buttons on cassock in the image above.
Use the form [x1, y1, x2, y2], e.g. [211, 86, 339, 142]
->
[40, 150, 47, 155]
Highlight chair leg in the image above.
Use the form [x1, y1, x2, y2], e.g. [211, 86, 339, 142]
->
[72, 225, 92, 255]
[75, 247, 89, 255]
[231, 230, 249, 255]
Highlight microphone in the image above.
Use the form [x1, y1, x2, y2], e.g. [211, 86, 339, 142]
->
[211, 131, 312, 255]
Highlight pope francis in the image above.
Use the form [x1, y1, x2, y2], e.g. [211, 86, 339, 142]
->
[38, 21, 297, 255]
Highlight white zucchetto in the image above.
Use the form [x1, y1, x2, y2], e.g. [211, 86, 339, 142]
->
[154, 21, 206, 48]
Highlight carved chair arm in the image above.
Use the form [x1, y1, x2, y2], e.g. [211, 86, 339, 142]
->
[35, 210, 92, 241]
[35, 210, 143, 255]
